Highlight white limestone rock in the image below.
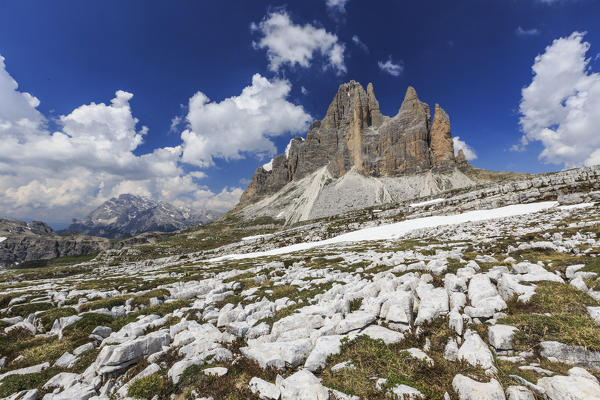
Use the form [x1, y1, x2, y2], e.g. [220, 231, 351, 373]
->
[0, 362, 50, 382]
[54, 352, 79, 369]
[279, 369, 329, 400]
[335, 311, 376, 334]
[379, 291, 413, 325]
[404, 348, 434, 366]
[452, 374, 506, 400]
[240, 339, 313, 370]
[444, 338, 459, 362]
[304, 335, 346, 372]
[505, 385, 535, 400]
[488, 324, 518, 351]
[587, 306, 600, 324]
[249, 377, 280, 400]
[43, 372, 80, 391]
[464, 274, 507, 319]
[331, 360, 355, 373]
[540, 341, 600, 370]
[537, 367, 600, 400]
[457, 330, 496, 372]
[388, 383, 425, 399]
[414, 284, 449, 325]
[360, 325, 404, 344]
[203, 367, 228, 376]
[41, 382, 96, 400]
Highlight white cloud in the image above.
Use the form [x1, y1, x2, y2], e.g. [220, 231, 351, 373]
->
[516, 26, 540, 36]
[180, 73, 312, 167]
[251, 11, 346, 75]
[326, 0, 349, 13]
[378, 56, 404, 76]
[0, 55, 45, 138]
[517, 32, 600, 168]
[453, 136, 478, 161]
[301, 86, 308, 95]
[352, 35, 369, 52]
[0, 55, 242, 223]
[169, 115, 183, 134]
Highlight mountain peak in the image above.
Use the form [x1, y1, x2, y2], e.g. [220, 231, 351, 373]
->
[239, 83, 471, 209]
[64, 194, 218, 238]
[402, 86, 419, 103]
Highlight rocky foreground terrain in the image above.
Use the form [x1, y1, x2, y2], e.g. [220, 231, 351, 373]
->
[1, 169, 600, 399]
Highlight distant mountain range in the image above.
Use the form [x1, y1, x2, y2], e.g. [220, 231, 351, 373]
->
[63, 194, 218, 239]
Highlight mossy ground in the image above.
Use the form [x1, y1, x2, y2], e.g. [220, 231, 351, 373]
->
[500, 281, 600, 350]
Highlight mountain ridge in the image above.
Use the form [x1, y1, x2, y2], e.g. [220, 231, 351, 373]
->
[64, 193, 216, 239]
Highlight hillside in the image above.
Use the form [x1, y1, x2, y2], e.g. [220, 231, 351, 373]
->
[0, 165, 599, 399]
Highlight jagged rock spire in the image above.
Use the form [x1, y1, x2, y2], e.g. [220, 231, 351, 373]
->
[366, 82, 384, 127]
[430, 104, 456, 170]
[402, 86, 419, 105]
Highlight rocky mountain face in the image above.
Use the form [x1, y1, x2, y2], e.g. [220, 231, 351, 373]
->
[240, 82, 469, 206]
[232, 82, 501, 224]
[0, 218, 111, 268]
[64, 194, 216, 239]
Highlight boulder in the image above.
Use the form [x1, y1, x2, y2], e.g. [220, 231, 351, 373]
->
[249, 377, 280, 400]
[537, 367, 600, 399]
[505, 386, 535, 400]
[414, 285, 449, 325]
[240, 339, 313, 370]
[488, 325, 518, 351]
[389, 383, 425, 399]
[360, 325, 404, 344]
[452, 375, 506, 400]
[305, 335, 346, 372]
[457, 330, 496, 371]
[336, 311, 376, 334]
[279, 369, 329, 400]
[540, 341, 600, 370]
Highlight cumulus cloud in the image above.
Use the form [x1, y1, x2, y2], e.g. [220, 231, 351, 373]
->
[352, 35, 369, 52]
[180, 73, 312, 167]
[251, 10, 346, 75]
[325, 0, 349, 13]
[516, 26, 540, 36]
[378, 56, 404, 76]
[0, 55, 242, 222]
[0, 55, 45, 138]
[517, 32, 600, 168]
[453, 136, 478, 161]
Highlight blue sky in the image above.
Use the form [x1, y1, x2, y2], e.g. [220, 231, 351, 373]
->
[1, 0, 600, 226]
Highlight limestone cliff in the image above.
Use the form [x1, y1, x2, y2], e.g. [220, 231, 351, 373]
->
[239, 81, 468, 206]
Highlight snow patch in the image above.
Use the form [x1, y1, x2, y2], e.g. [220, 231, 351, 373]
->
[210, 201, 558, 261]
[558, 202, 595, 210]
[0, 237, 6, 243]
[409, 198, 445, 208]
[284, 137, 303, 158]
[262, 159, 273, 172]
